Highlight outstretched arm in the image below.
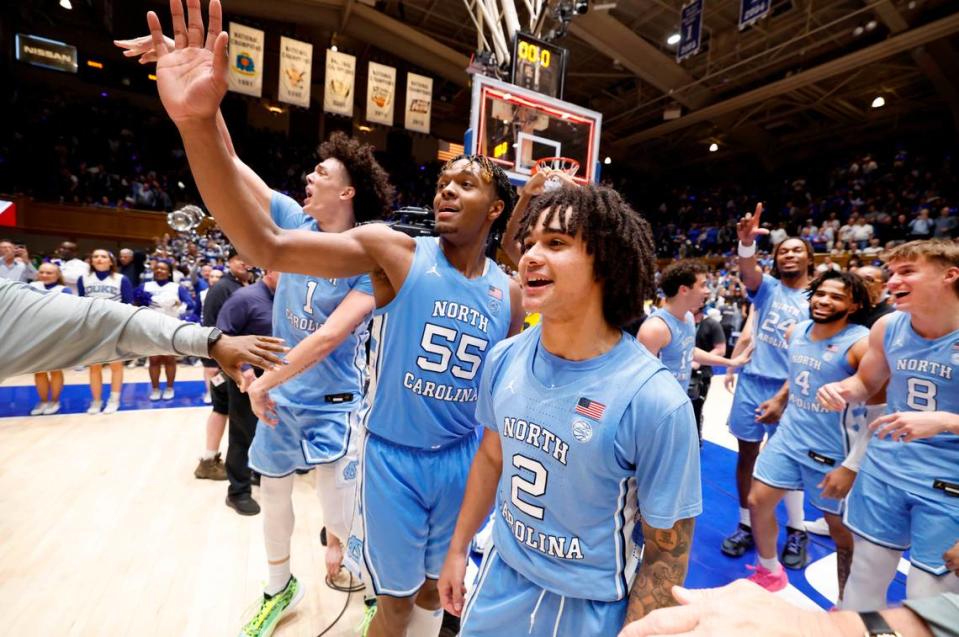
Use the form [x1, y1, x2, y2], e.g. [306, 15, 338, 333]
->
[245, 290, 375, 424]
[818, 315, 892, 411]
[145, 0, 413, 282]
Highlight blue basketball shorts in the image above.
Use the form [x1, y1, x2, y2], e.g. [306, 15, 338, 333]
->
[844, 469, 959, 575]
[248, 403, 357, 478]
[361, 430, 479, 597]
[753, 434, 843, 515]
[460, 547, 627, 637]
[728, 373, 786, 442]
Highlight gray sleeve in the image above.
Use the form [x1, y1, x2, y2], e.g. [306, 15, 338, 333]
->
[0, 280, 213, 380]
[903, 592, 959, 637]
[20, 260, 38, 282]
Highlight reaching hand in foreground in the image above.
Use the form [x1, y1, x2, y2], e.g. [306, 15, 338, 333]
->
[209, 335, 287, 385]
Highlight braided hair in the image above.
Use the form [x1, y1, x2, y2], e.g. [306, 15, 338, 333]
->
[516, 185, 657, 328]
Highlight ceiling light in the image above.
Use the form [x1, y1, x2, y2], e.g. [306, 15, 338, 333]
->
[853, 26, 864, 37]
[871, 96, 885, 108]
[330, 44, 338, 52]
[667, 33, 681, 46]
[709, 142, 719, 152]
[357, 125, 373, 132]
[59, 0, 72, 9]
[865, 20, 877, 31]
[604, 156, 612, 165]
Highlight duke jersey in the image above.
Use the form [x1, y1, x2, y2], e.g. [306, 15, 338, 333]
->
[860, 311, 959, 495]
[142, 280, 186, 318]
[777, 321, 869, 468]
[743, 274, 807, 380]
[649, 307, 696, 389]
[364, 236, 511, 449]
[29, 281, 69, 295]
[478, 326, 702, 602]
[79, 271, 129, 302]
[269, 192, 373, 410]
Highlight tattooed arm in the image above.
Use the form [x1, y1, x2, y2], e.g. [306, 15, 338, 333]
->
[625, 517, 696, 625]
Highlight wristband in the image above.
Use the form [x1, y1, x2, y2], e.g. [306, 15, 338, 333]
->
[859, 611, 901, 637]
[737, 241, 757, 258]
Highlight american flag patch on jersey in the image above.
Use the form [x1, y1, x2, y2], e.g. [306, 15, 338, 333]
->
[825, 344, 839, 352]
[488, 285, 503, 300]
[576, 397, 606, 421]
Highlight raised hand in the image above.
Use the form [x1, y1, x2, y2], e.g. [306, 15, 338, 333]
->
[115, 33, 174, 65]
[736, 202, 768, 246]
[147, 0, 228, 125]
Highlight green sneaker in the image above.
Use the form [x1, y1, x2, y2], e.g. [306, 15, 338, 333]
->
[357, 599, 376, 637]
[238, 576, 303, 637]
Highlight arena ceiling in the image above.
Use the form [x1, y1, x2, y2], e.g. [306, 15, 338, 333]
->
[14, 0, 959, 170]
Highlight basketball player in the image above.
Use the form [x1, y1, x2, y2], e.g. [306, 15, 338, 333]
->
[818, 240, 959, 609]
[216, 131, 391, 634]
[78, 249, 134, 414]
[722, 205, 813, 569]
[438, 185, 701, 636]
[637, 260, 751, 390]
[143, 4, 523, 635]
[29, 262, 70, 415]
[744, 271, 871, 597]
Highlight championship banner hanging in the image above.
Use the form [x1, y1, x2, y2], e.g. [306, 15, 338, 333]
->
[366, 62, 396, 127]
[739, 0, 771, 30]
[278, 36, 313, 108]
[677, 0, 704, 62]
[405, 73, 433, 134]
[227, 23, 264, 97]
[324, 49, 356, 117]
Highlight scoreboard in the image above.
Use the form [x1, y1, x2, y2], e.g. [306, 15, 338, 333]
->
[510, 32, 568, 99]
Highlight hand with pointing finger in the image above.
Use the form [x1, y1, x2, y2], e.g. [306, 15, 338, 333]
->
[736, 202, 768, 247]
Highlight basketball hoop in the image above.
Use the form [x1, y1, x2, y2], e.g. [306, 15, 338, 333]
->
[531, 157, 580, 191]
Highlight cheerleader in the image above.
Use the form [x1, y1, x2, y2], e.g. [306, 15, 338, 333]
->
[78, 249, 134, 414]
[135, 260, 195, 400]
[29, 263, 71, 415]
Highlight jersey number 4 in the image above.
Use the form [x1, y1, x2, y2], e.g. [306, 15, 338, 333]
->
[416, 323, 489, 381]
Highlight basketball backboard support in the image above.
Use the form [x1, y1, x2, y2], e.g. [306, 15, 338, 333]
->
[465, 75, 603, 186]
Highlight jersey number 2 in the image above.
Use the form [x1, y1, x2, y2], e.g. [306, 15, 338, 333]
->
[511, 454, 547, 520]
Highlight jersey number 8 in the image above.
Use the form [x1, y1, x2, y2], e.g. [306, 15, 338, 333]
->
[905, 378, 937, 411]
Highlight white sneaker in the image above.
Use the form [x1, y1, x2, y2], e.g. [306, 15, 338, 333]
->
[202, 391, 212, 405]
[162, 387, 175, 400]
[102, 399, 120, 414]
[86, 401, 102, 415]
[42, 401, 61, 415]
[30, 402, 48, 416]
[149, 389, 162, 401]
[804, 517, 830, 536]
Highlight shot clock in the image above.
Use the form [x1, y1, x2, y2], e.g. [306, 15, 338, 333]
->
[510, 32, 568, 99]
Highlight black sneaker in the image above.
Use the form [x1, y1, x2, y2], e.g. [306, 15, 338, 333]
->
[226, 494, 261, 516]
[721, 523, 755, 557]
[781, 527, 808, 570]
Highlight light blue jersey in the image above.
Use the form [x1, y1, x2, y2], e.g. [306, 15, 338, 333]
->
[478, 326, 702, 602]
[743, 274, 807, 380]
[268, 192, 372, 410]
[364, 236, 512, 449]
[860, 311, 959, 496]
[649, 307, 696, 389]
[777, 320, 869, 468]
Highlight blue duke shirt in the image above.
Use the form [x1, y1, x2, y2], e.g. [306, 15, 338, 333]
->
[777, 320, 869, 467]
[364, 236, 512, 449]
[744, 274, 807, 380]
[861, 311, 959, 496]
[269, 192, 373, 411]
[478, 326, 702, 602]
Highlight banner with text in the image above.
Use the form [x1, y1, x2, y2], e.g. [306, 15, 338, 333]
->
[324, 49, 356, 117]
[405, 73, 433, 134]
[278, 36, 313, 107]
[739, 0, 771, 30]
[677, 0, 704, 62]
[228, 23, 264, 97]
[366, 62, 396, 126]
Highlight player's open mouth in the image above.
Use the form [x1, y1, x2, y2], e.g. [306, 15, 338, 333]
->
[526, 277, 552, 288]
[892, 290, 910, 299]
[437, 205, 459, 214]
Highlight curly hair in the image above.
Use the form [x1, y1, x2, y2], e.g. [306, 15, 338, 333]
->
[806, 270, 873, 325]
[516, 185, 657, 328]
[441, 154, 516, 236]
[771, 236, 815, 279]
[319, 132, 395, 223]
[661, 259, 708, 298]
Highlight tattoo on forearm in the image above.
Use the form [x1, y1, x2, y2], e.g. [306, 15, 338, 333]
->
[625, 518, 695, 624]
[836, 546, 853, 601]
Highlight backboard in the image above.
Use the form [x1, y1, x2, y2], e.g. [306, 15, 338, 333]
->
[466, 75, 603, 186]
